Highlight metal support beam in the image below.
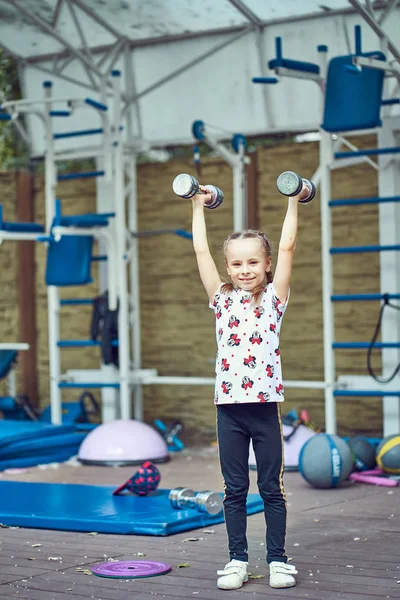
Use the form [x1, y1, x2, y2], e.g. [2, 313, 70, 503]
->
[4, 0, 104, 89]
[348, 0, 400, 62]
[227, 0, 264, 26]
[379, 0, 400, 25]
[71, 0, 123, 41]
[66, 0, 93, 62]
[52, 0, 66, 28]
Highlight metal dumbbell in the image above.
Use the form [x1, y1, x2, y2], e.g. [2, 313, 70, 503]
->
[172, 173, 224, 209]
[276, 171, 316, 204]
[169, 486, 223, 515]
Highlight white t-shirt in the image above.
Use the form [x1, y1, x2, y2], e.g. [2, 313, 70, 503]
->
[209, 283, 288, 405]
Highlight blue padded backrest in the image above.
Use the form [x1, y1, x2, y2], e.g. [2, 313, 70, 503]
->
[0, 350, 18, 379]
[322, 51, 385, 132]
[46, 235, 93, 286]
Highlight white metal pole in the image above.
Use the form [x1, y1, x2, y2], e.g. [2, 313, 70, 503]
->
[125, 152, 143, 421]
[377, 35, 400, 436]
[43, 80, 62, 425]
[111, 70, 132, 420]
[124, 48, 143, 421]
[95, 79, 119, 423]
[200, 129, 248, 232]
[233, 141, 247, 231]
[378, 121, 400, 435]
[320, 130, 337, 434]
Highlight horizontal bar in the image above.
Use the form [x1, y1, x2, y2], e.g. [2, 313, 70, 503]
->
[282, 379, 326, 389]
[49, 110, 71, 117]
[59, 382, 119, 389]
[329, 195, 400, 207]
[382, 98, 400, 105]
[85, 98, 108, 111]
[0, 343, 30, 351]
[91, 255, 107, 261]
[133, 228, 192, 240]
[142, 376, 215, 385]
[54, 128, 103, 139]
[57, 170, 105, 181]
[0, 114, 12, 121]
[58, 340, 100, 347]
[58, 339, 119, 347]
[330, 244, 400, 254]
[252, 77, 279, 84]
[331, 293, 400, 301]
[334, 390, 400, 397]
[174, 229, 193, 240]
[335, 146, 400, 159]
[138, 376, 327, 390]
[333, 342, 400, 349]
[60, 298, 94, 305]
[0, 232, 44, 241]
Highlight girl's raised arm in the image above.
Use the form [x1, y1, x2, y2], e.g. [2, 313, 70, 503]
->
[191, 190, 221, 302]
[273, 196, 299, 304]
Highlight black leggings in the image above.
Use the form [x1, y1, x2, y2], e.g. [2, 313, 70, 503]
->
[217, 402, 287, 564]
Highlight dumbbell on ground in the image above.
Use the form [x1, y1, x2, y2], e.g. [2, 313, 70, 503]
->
[172, 173, 224, 209]
[169, 486, 223, 515]
[276, 171, 316, 203]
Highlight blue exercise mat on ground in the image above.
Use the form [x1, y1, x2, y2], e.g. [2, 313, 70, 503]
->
[0, 432, 86, 459]
[0, 451, 79, 471]
[0, 482, 264, 536]
[0, 421, 76, 449]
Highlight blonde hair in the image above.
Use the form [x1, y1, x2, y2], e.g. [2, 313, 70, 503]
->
[222, 229, 273, 304]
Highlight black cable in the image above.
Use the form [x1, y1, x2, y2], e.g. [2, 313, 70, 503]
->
[367, 294, 400, 383]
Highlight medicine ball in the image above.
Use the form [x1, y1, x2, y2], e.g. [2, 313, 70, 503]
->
[376, 434, 400, 474]
[299, 433, 354, 488]
[347, 436, 376, 471]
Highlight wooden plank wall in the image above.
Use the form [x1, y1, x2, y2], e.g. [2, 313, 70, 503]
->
[0, 134, 384, 441]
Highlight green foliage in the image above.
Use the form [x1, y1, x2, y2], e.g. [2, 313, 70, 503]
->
[0, 49, 28, 168]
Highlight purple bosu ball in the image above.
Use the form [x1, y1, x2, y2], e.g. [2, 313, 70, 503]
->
[78, 419, 169, 465]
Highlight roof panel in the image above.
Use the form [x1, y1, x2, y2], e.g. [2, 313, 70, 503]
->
[0, 0, 352, 61]
[244, 0, 349, 21]
[78, 0, 248, 40]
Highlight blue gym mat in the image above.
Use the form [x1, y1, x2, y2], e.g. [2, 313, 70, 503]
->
[0, 481, 264, 536]
[0, 421, 76, 448]
[0, 432, 86, 459]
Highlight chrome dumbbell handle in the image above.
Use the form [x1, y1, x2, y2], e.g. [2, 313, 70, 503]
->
[169, 487, 196, 509]
[276, 170, 316, 204]
[172, 174, 224, 209]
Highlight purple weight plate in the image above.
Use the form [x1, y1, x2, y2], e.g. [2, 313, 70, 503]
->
[91, 560, 171, 579]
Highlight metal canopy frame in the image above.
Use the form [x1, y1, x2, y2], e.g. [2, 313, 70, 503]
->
[0, 1, 391, 125]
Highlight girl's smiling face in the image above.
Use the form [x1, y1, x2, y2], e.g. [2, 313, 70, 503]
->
[225, 238, 271, 291]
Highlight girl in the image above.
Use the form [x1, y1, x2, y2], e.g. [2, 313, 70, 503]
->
[189, 181, 306, 590]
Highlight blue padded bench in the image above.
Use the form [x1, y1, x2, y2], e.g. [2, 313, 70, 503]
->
[322, 51, 385, 132]
[268, 58, 320, 74]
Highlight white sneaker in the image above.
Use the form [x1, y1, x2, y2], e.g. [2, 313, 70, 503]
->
[269, 561, 297, 588]
[217, 559, 248, 590]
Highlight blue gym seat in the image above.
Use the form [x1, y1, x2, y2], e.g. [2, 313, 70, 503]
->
[322, 51, 385, 132]
[45, 200, 114, 286]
